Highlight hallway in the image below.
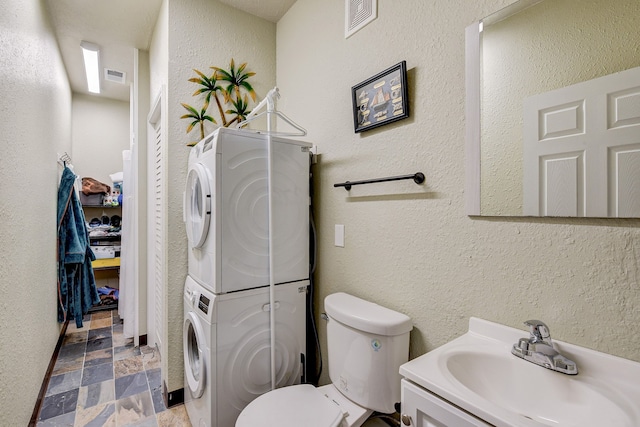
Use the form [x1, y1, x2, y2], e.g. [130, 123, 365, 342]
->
[36, 310, 191, 426]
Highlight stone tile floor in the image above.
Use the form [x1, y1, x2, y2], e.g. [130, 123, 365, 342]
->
[36, 310, 191, 427]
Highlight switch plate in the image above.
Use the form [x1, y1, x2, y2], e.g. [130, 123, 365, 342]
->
[335, 224, 345, 247]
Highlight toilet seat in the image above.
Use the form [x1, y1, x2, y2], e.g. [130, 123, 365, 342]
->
[236, 384, 346, 427]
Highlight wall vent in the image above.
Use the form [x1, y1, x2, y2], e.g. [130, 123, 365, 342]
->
[104, 68, 126, 84]
[345, 0, 377, 39]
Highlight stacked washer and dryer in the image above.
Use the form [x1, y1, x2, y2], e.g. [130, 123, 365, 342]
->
[183, 127, 312, 427]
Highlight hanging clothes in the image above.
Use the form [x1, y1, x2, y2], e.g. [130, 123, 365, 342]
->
[57, 166, 100, 327]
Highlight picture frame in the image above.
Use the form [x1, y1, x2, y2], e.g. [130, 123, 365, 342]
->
[351, 61, 409, 133]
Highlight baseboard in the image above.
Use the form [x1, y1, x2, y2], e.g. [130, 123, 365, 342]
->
[163, 381, 185, 408]
[29, 320, 69, 427]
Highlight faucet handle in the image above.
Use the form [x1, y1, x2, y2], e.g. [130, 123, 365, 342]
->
[524, 319, 551, 344]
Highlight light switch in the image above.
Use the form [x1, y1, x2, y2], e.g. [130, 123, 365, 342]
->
[335, 224, 345, 247]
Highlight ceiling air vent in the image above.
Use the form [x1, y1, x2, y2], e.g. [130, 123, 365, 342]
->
[104, 68, 126, 84]
[345, 0, 377, 39]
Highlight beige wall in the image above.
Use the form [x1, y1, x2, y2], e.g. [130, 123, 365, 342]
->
[276, 0, 640, 385]
[72, 94, 131, 187]
[0, 0, 72, 424]
[149, 0, 277, 392]
[3, 4, 636, 424]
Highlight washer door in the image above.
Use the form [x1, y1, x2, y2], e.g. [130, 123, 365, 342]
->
[183, 311, 207, 398]
[185, 163, 211, 249]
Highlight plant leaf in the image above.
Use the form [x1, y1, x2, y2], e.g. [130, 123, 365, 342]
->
[211, 67, 231, 81]
[181, 103, 199, 115]
[193, 69, 207, 79]
[201, 100, 210, 114]
[239, 82, 257, 101]
[186, 121, 197, 133]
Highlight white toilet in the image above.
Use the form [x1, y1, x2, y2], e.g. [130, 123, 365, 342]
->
[236, 292, 413, 427]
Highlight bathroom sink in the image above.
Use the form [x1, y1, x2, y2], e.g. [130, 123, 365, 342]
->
[400, 318, 640, 427]
[444, 350, 632, 425]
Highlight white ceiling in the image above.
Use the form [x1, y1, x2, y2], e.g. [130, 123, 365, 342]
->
[46, 0, 297, 102]
[219, 0, 297, 23]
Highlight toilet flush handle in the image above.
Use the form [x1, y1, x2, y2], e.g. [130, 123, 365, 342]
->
[320, 313, 329, 321]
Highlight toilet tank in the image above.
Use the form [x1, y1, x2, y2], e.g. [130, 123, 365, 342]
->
[324, 293, 412, 414]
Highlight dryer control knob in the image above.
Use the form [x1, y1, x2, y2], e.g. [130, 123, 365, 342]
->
[188, 291, 197, 306]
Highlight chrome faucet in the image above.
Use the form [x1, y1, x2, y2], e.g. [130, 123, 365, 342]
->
[511, 320, 578, 375]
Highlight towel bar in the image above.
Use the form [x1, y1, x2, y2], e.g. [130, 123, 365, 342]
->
[334, 172, 424, 191]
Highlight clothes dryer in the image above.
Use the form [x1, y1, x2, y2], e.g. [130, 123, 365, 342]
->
[185, 127, 312, 293]
[183, 275, 308, 427]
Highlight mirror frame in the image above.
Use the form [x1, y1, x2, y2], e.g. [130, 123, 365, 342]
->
[465, 21, 481, 216]
[465, 0, 544, 216]
[465, 0, 640, 217]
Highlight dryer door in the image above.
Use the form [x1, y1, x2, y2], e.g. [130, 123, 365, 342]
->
[183, 311, 207, 398]
[185, 163, 211, 249]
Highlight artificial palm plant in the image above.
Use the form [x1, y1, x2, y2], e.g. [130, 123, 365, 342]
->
[211, 59, 257, 104]
[188, 69, 228, 127]
[180, 102, 216, 145]
[225, 94, 251, 127]
[180, 59, 257, 146]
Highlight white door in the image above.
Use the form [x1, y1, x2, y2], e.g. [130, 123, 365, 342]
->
[523, 66, 640, 217]
[147, 89, 165, 352]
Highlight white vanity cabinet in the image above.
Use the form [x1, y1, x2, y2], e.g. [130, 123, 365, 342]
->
[399, 317, 640, 427]
[400, 380, 490, 427]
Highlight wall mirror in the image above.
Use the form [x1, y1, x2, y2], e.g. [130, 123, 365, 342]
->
[465, 0, 640, 217]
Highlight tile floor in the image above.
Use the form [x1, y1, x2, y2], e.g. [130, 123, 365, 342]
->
[36, 310, 192, 427]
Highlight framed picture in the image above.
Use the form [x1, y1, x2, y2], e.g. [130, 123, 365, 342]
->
[351, 61, 409, 133]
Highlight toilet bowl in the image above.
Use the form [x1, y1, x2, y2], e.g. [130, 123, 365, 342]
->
[236, 384, 369, 427]
[235, 292, 413, 427]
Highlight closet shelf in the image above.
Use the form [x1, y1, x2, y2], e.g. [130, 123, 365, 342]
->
[92, 257, 120, 270]
[89, 235, 121, 242]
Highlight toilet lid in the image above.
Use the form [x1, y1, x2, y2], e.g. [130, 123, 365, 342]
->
[236, 384, 345, 427]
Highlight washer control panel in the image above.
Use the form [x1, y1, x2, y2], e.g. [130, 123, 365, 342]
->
[198, 294, 210, 314]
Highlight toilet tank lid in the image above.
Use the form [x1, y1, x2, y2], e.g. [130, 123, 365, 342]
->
[324, 292, 413, 336]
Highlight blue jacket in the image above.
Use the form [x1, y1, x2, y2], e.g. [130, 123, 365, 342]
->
[57, 167, 100, 327]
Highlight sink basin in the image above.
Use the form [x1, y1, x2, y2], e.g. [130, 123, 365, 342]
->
[400, 318, 640, 427]
[445, 351, 633, 426]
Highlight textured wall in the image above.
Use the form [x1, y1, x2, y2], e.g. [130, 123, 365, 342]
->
[481, 0, 640, 215]
[276, 0, 640, 386]
[157, 0, 277, 392]
[71, 94, 131, 186]
[0, 0, 72, 424]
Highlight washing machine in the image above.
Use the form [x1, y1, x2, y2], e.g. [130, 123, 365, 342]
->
[183, 275, 309, 427]
[185, 127, 312, 294]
